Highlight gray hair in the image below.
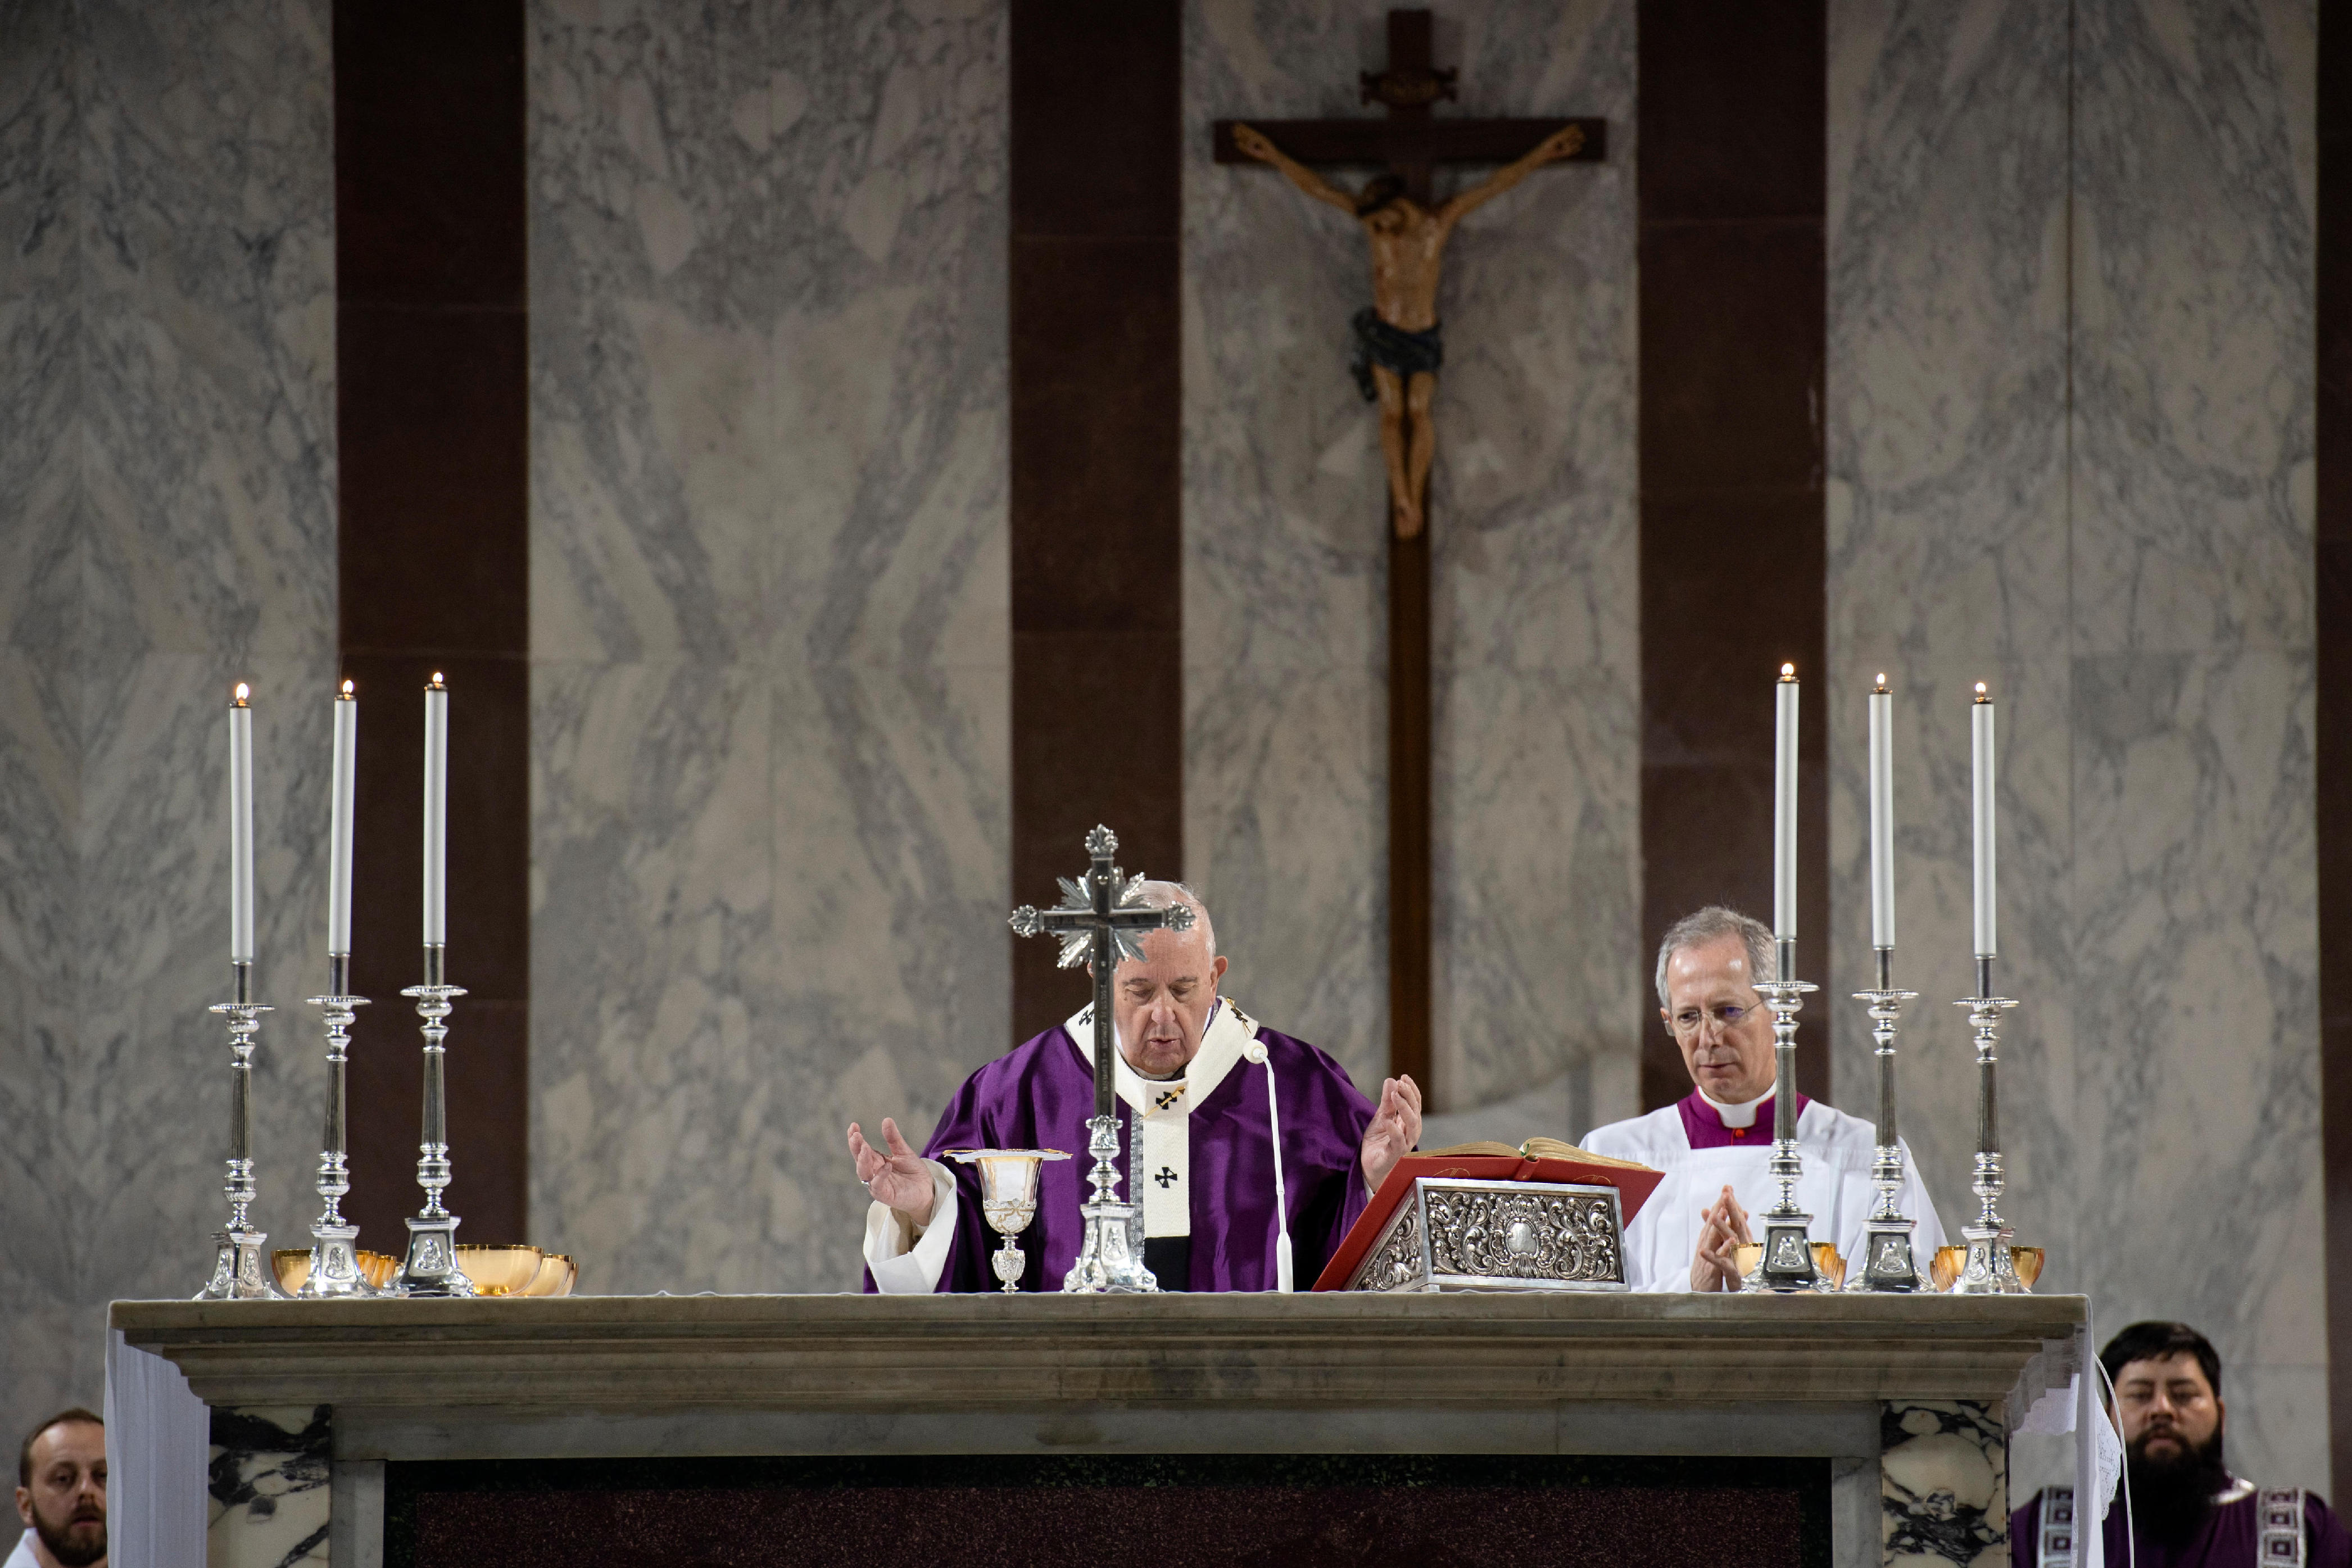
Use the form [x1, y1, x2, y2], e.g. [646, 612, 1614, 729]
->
[1131, 880, 1217, 957]
[1654, 905, 1775, 1008]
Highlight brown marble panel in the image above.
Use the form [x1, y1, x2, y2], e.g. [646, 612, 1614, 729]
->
[2318, 0, 2352, 1504]
[336, 306, 528, 655]
[334, 0, 525, 307]
[1637, 223, 1827, 497]
[1009, 238, 1180, 635]
[1010, 1, 1180, 241]
[334, 0, 529, 1251]
[1636, 0, 1825, 224]
[1637, 2, 1828, 1113]
[1009, 2, 1181, 1041]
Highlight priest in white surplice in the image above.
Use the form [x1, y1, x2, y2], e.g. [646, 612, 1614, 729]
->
[1582, 907, 1945, 1291]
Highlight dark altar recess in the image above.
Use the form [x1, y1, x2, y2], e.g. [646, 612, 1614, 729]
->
[112, 1289, 2081, 1568]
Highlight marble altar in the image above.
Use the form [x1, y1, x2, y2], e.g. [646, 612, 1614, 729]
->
[114, 1290, 2083, 1567]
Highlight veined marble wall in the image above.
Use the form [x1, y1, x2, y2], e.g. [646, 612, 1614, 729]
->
[528, 0, 1009, 1294]
[0, 0, 337, 1433]
[1184, 0, 1642, 1126]
[1828, 0, 2321, 1490]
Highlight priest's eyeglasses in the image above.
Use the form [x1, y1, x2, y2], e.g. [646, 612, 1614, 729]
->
[1671, 1004, 1749, 1038]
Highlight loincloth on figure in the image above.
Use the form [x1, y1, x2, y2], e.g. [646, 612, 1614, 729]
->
[1349, 307, 1444, 402]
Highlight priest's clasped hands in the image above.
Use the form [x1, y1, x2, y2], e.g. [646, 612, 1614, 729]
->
[1691, 1184, 1754, 1292]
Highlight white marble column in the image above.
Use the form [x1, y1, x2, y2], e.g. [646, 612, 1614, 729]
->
[1828, 0, 2320, 1492]
[1183, 0, 1642, 1125]
[528, 0, 1010, 1294]
[0, 0, 337, 1428]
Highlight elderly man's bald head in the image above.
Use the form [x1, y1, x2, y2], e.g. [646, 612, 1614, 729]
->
[1129, 880, 1216, 957]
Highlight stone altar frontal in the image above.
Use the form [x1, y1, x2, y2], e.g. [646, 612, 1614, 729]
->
[114, 1291, 2083, 1568]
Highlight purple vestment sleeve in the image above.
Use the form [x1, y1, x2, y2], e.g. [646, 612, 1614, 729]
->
[2309, 1492, 2352, 1568]
[861, 1019, 1376, 1293]
[2007, 1494, 2037, 1568]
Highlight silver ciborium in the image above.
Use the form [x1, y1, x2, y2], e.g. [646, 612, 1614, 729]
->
[947, 1148, 1071, 1292]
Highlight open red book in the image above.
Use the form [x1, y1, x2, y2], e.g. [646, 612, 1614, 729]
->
[1311, 1138, 1666, 1291]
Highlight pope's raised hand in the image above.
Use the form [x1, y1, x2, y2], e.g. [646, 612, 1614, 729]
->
[847, 1117, 935, 1227]
[1359, 1073, 1423, 1193]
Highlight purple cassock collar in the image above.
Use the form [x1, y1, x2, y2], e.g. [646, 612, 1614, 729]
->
[1677, 1089, 1811, 1150]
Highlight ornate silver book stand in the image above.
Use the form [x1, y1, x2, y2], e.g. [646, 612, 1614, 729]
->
[1009, 825, 1191, 1295]
[197, 960, 279, 1299]
[1345, 1179, 1627, 1293]
[1744, 937, 1823, 1293]
[394, 944, 473, 1296]
[1847, 948, 1927, 1291]
[301, 954, 374, 1298]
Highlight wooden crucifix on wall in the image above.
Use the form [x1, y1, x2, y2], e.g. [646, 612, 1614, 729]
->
[1214, 9, 1605, 1091]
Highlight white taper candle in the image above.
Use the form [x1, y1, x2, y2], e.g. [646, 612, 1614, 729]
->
[329, 680, 357, 955]
[1773, 664, 1799, 940]
[1868, 675, 1893, 950]
[1972, 682, 1996, 958]
[229, 685, 256, 963]
[423, 673, 448, 945]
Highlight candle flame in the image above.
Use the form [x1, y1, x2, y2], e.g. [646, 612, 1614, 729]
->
[1779, 663, 1796, 680]
[429, 671, 445, 689]
[1874, 673, 1889, 692]
[340, 679, 355, 697]
[1974, 681, 1990, 701]
[233, 682, 250, 705]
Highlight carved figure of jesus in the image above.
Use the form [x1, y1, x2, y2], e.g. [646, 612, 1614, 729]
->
[1232, 121, 1586, 538]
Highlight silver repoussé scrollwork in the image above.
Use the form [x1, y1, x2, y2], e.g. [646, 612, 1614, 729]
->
[1426, 1189, 1621, 1282]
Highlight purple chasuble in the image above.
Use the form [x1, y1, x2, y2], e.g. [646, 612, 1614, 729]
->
[1675, 1089, 1810, 1151]
[862, 1019, 1376, 1294]
[2011, 1485, 2352, 1568]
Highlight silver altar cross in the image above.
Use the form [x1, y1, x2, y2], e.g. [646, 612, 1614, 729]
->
[1009, 824, 1194, 1293]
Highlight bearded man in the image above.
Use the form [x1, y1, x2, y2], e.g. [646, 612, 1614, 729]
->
[2011, 1321, 2351, 1567]
[848, 882, 1420, 1293]
[10, 1410, 104, 1568]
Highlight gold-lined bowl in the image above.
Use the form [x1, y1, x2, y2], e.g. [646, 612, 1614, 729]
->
[516, 1253, 577, 1298]
[452, 1244, 544, 1297]
[270, 1248, 400, 1295]
[1931, 1244, 2046, 1290]
[1729, 1242, 1846, 1289]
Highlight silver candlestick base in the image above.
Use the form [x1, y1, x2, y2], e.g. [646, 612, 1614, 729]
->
[1948, 976, 2027, 1294]
[1062, 1114, 1158, 1294]
[1743, 952, 1823, 1293]
[302, 956, 375, 1298]
[197, 963, 279, 1300]
[393, 944, 473, 1297]
[1846, 960, 1927, 1293]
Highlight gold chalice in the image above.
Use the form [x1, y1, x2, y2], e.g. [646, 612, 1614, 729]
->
[1732, 1241, 1846, 1290]
[946, 1149, 1070, 1293]
[271, 1247, 399, 1296]
[1931, 1244, 2043, 1291]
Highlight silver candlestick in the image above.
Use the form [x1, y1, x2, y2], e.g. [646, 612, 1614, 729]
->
[301, 953, 374, 1297]
[1744, 937, 1822, 1293]
[1846, 946, 1925, 1291]
[1009, 825, 1191, 1294]
[1948, 955, 2027, 1293]
[393, 945, 473, 1296]
[197, 960, 279, 1299]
